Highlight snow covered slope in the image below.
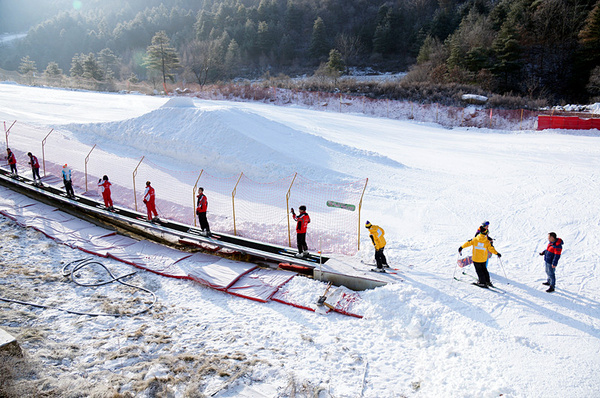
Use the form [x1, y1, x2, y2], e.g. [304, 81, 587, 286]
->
[0, 83, 599, 397]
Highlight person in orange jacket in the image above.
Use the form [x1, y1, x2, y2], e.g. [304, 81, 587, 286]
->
[366, 221, 388, 272]
[459, 229, 501, 288]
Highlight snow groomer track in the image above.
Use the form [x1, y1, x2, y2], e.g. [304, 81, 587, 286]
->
[0, 169, 396, 317]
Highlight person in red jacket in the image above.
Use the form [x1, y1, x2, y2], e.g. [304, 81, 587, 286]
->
[196, 187, 210, 236]
[6, 148, 17, 175]
[143, 181, 158, 221]
[27, 152, 41, 185]
[291, 205, 310, 257]
[98, 175, 114, 210]
[539, 232, 563, 293]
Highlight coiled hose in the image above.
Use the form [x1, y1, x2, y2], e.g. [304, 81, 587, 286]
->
[0, 258, 157, 317]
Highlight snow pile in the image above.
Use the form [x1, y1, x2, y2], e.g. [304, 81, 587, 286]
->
[161, 97, 195, 108]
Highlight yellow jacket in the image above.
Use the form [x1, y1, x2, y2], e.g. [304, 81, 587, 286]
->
[368, 225, 386, 250]
[461, 234, 498, 262]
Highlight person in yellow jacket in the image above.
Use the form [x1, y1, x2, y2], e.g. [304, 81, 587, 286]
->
[366, 221, 388, 272]
[459, 229, 501, 288]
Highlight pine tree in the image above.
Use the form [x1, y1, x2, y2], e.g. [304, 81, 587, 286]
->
[327, 49, 345, 74]
[19, 56, 37, 75]
[70, 54, 84, 77]
[309, 17, 329, 61]
[44, 61, 63, 77]
[225, 39, 241, 77]
[97, 48, 118, 80]
[143, 31, 181, 84]
[492, 22, 523, 90]
[82, 53, 104, 81]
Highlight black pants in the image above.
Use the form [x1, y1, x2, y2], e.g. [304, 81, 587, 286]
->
[375, 248, 387, 269]
[32, 167, 41, 181]
[197, 212, 210, 232]
[9, 164, 17, 174]
[297, 232, 308, 253]
[473, 261, 491, 285]
[64, 179, 74, 198]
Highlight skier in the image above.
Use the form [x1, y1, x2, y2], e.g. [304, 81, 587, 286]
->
[291, 205, 310, 257]
[143, 181, 158, 221]
[196, 187, 210, 236]
[27, 152, 42, 185]
[62, 164, 75, 199]
[6, 148, 17, 175]
[459, 228, 501, 288]
[365, 221, 388, 272]
[539, 232, 563, 293]
[98, 175, 114, 210]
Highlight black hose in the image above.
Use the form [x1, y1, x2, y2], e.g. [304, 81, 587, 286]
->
[0, 258, 157, 317]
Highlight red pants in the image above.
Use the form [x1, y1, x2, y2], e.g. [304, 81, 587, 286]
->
[146, 202, 158, 220]
[102, 191, 113, 208]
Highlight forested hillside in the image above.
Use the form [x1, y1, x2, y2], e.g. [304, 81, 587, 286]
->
[2, 0, 600, 104]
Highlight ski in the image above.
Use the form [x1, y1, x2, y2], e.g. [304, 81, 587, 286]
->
[453, 275, 505, 294]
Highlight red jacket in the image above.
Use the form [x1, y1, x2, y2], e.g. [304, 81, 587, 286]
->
[143, 186, 155, 204]
[293, 211, 310, 233]
[7, 151, 16, 165]
[196, 194, 208, 213]
[29, 155, 39, 169]
[98, 179, 111, 195]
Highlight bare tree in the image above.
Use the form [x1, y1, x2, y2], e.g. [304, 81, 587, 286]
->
[334, 34, 363, 75]
[181, 40, 213, 87]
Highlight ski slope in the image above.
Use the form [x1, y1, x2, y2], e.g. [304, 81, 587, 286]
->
[0, 82, 599, 397]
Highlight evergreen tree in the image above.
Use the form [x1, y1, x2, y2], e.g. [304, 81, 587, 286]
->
[225, 39, 242, 77]
[70, 54, 84, 77]
[326, 49, 345, 74]
[19, 56, 37, 75]
[143, 31, 181, 84]
[44, 61, 63, 77]
[309, 17, 329, 61]
[492, 22, 523, 90]
[579, 1, 600, 64]
[82, 53, 104, 81]
[97, 48, 118, 80]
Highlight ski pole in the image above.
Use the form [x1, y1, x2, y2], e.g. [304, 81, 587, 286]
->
[452, 253, 460, 282]
[498, 257, 509, 284]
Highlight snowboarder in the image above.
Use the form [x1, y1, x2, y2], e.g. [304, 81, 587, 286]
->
[27, 152, 42, 185]
[459, 229, 501, 288]
[365, 221, 388, 272]
[143, 181, 158, 221]
[98, 175, 114, 210]
[196, 187, 210, 236]
[6, 148, 17, 175]
[291, 205, 310, 257]
[539, 232, 563, 293]
[62, 164, 75, 198]
[475, 221, 494, 244]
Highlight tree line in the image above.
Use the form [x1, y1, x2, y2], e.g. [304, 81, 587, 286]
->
[2, 0, 600, 104]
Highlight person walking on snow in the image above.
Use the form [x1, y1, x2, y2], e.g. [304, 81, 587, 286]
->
[143, 181, 158, 221]
[62, 164, 75, 199]
[539, 232, 563, 293]
[27, 152, 42, 185]
[459, 228, 501, 288]
[291, 205, 310, 257]
[366, 221, 388, 272]
[6, 148, 17, 175]
[98, 175, 114, 210]
[196, 187, 210, 236]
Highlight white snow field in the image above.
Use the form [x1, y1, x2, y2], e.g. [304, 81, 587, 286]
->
[1, 83, 600, 397]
